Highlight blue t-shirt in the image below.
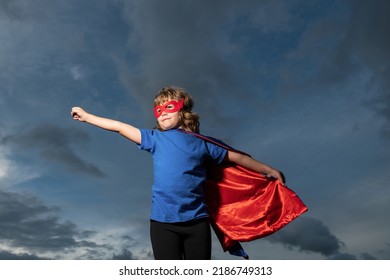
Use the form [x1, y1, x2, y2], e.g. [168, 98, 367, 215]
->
[138, 129, 227, 223]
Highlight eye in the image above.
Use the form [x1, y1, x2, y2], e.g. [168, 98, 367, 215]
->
[165, 104, 175, 109]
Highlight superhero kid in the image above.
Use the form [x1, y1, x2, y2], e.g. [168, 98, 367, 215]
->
[71, 86, 306, 260]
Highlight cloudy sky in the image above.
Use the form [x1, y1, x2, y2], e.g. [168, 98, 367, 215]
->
[0, 0, 389, 260]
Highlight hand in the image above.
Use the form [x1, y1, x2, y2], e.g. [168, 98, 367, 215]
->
[71, 107, 88, 122]
[268, 169, 286, 185]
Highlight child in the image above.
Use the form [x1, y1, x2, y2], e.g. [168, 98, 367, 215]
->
[71, 86, 286, 260]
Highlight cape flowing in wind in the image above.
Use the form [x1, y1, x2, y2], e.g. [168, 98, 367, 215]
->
[181, 130, 308, 259]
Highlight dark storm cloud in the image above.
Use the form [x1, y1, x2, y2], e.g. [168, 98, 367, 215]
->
[119, 0, 297, 120]
[279, 0, 390, 135]
[0, 250, 47, 260]
[281, 1, 390, 86]
[1, 124, 105, 177]
[268, 216, 387, 259]
[267, 217, 347, 258]
[112, 248, 135, 260]
[0, 0, 47, 20]
[0, 0, 23, 19]
[342, 0, 390, 138]
[120, 1, 240, 103]
[0, 189, 100, 254]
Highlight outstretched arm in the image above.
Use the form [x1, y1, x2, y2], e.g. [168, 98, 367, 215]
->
[71, 107, 141, 144]
[225, 150, 286, 184]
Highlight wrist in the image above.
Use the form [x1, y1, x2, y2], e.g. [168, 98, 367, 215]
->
[83, 112, 92, 123]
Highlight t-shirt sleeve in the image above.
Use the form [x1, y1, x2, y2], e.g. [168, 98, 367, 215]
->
[205, 141, 227, 164]
[137, 129, 155, 153]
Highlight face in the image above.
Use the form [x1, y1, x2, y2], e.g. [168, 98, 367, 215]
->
[154, 99, 184, 130]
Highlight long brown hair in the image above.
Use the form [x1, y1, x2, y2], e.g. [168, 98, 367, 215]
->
[154, 86, 200, 133]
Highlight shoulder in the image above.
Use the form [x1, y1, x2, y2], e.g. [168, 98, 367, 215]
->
[182, 131, 228, 162]
[140, 128, 184, 144]
[139, 128, 162, 138]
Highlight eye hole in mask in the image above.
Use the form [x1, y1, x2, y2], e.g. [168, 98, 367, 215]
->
[153, 99, 184, 118]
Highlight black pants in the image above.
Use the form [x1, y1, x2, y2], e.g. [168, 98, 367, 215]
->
[150, 218, 211, 260]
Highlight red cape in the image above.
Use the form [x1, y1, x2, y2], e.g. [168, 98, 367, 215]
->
[182, 130, 308, 258]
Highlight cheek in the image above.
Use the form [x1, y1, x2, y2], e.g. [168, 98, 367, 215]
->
[172, 113, 181, 121]
[157, 117, 164, 124]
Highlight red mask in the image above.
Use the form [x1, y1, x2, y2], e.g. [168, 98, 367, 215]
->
[153, 99, 184, 118]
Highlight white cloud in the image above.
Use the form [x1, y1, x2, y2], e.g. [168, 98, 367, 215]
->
[0, 152, 10, 179]
[0, 139, 41, 189]
[70, 65, 84, 81]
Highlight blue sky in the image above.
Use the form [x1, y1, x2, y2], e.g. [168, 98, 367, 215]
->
[0, 0, 389, 260]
